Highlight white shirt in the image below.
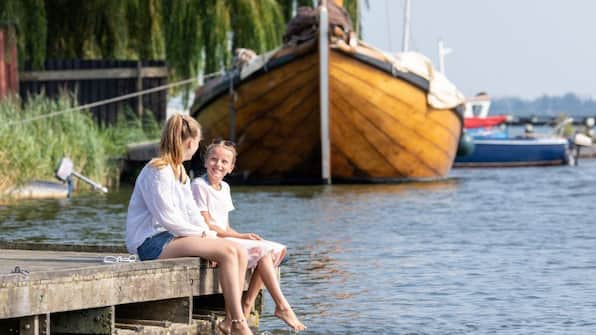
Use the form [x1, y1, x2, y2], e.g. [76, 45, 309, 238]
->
[125, 164, 213, 254]
[191, 175, 235, 229]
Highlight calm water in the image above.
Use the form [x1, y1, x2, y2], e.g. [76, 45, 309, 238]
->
[2, 160, 596, 334]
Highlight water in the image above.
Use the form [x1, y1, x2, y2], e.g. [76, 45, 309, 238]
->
[2, 160, 596, 334]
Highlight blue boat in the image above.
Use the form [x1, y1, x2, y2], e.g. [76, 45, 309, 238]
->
[454, 136, 572, 167]
[454, 93, 591, 167]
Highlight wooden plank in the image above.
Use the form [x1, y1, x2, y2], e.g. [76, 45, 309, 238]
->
[0, 241, 127, 253]
[0, 250, 217, 319]
[20, 67, 168, 82]
[0, 248, 260, 321]
[330, 78, 450, 175]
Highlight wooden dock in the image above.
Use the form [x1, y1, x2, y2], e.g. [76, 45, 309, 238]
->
[0, 242, 262, 334]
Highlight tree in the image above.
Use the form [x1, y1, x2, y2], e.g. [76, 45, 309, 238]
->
[1, 0, 360, 84]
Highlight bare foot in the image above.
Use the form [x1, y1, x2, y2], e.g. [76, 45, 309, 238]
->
[217, 319, 230, 335]
[230, 319, 253, 335]
[274, 306, 306, 331]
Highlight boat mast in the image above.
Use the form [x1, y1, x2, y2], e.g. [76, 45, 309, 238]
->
[438, 39, 452, 74]
[319, 0, 331, 184]
[402, 0, 411, 52]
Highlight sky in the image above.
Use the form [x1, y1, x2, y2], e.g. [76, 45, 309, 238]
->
[360, 0, 596, 100]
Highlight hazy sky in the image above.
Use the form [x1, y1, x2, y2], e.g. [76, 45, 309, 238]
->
[360, 0, 596, 100]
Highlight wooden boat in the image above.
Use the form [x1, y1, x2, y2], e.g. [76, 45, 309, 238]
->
[190, 2, 464, 183]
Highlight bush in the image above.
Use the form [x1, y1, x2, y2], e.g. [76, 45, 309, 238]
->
[0, 94, 160, 194]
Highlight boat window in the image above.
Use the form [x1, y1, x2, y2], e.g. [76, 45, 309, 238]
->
[472, 104, 482, 117]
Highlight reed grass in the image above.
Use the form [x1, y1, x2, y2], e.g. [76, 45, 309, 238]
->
[0, 94, 160, 195]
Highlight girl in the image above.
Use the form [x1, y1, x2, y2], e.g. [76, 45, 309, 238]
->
[191, 140, 306, 332]
[125, 115, 252, 335]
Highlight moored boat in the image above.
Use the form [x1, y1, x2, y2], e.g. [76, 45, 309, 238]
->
[454, 136, 573, 167]
[455, 94, 591, 167]
[190, 1, 464, 183]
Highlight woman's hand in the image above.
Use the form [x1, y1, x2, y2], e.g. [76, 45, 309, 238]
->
[239, 232, 262, 240]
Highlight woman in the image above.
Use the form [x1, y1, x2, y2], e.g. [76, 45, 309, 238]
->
[125, 114, 252, 335]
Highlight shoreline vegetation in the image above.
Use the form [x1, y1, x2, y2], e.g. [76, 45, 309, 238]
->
[0, 94, 160, 199]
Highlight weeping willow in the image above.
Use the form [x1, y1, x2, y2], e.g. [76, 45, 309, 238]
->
[0, 0, 46, 69]
[343, 0, 360, 37]
[0, 0, 360, 84]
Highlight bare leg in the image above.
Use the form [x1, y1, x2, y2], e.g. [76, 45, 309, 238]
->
[160, 237, 252, 335]
[226, 241, 249, 334]
[243, 272, 263, 317]
[253, 254, 306, 331]
[243, 248, 286, 317]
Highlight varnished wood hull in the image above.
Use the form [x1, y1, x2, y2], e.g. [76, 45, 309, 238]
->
[191, 47, 462, 183]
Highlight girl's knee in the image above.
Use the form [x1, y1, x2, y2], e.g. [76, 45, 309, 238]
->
[222, 243, 239, 258]
[237, 246, 248, 260]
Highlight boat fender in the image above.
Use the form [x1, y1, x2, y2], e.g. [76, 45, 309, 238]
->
[573, 133, 592, 147]
[456, 133, 475, 157]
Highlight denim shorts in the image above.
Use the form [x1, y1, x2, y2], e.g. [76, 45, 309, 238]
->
[137, 231, 175, 261]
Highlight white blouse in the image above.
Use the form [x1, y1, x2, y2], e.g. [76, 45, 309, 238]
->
[191, 175, 235, 230]
[125, 164, 213, 254]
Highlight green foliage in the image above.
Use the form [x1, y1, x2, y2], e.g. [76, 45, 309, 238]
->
[343, 0, 360, 36]
[200, 0, 232, 74]
[45, 0, 135, 59]
[0, 0, 359, 80]
[277, 0, 313, 22]
[0, 0, 47, 69]
[127, 0, 165, 60]
[0, 95, 160, 194]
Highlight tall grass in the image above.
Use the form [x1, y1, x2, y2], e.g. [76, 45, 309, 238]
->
[0, 94, 160, 194]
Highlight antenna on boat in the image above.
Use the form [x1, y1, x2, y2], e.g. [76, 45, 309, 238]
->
[55, 157, 108, 197]
[402, 0, 411, 52]
[438, 39, 452, 74]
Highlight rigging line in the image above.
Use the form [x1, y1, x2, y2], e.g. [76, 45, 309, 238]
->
[6, 71, 224, 126]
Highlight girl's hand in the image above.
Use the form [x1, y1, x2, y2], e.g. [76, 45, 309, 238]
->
[241, 233, 262, 240]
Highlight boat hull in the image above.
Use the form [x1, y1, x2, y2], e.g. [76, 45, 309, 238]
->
[192, 46, 462, 183]
[454, 138, 570, 167]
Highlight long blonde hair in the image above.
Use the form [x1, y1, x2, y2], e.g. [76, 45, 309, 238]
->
[150, 114, 201, 183]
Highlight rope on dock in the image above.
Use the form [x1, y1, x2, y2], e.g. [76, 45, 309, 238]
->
[6, 70, 224, 126]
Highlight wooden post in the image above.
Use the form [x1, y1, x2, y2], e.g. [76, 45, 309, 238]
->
[0, 26, 6, 98]
[7, 26, 18, 95]
[0, 24, 18, 99]
[136, 60, 143, 117]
